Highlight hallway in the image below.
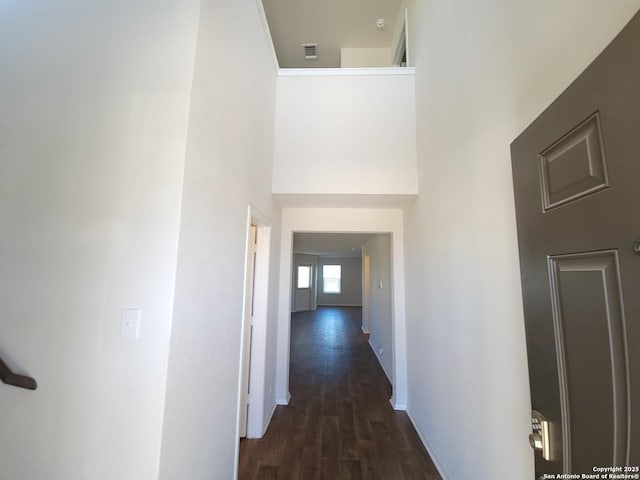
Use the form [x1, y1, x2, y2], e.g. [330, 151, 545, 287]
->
[239, 306, 441, 479]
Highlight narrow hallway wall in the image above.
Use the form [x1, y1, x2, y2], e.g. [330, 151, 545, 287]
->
[159, 1, 281, 479]
[362, 234, 393, 381]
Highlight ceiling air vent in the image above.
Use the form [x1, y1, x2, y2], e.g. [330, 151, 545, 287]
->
[302, 43, 318, 60]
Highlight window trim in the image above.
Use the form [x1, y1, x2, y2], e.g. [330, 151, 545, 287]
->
[296, 264, 312, 290]
[322, 264, 342, 294]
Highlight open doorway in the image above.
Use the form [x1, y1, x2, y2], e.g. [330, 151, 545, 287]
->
[291, 232, 371, 313]
[275, 208, 408, 412]
[284, 230, 397, 398]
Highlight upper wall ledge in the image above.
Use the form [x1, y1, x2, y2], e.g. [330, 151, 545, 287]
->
[278, 67, 416, 77]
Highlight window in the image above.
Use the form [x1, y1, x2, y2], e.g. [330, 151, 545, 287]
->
[297, 265, 311, 289]
[322, 264, 341, 294]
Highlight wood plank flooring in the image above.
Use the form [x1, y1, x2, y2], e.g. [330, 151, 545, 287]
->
[238, 306, 442, 480]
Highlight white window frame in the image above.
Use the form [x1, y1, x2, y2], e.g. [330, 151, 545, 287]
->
[322, 264, 342, 294]
[297, 264, 311, 289]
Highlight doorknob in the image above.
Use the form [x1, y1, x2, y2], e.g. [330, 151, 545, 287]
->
[634, 241, 640, 255]
[529, 432, 543, 450]
[530, 410, 551, 461]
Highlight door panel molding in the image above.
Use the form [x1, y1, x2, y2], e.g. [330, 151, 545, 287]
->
[512, 11, 640, 476]
[538, 112, 609, 212]
[548, 250, 630, 470]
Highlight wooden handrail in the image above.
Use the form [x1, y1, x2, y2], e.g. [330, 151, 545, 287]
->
[0, 356, 37, 390]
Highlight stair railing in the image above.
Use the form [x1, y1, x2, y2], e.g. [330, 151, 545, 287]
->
[0, 355, 37, 390]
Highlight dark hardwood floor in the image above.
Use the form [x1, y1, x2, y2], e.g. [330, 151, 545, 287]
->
[238, 306, 442, 480]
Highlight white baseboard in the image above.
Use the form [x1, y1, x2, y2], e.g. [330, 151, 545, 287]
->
[276, 391, 291, 405]
[405, 408, 448, 480]
[390, 398, 407, 410]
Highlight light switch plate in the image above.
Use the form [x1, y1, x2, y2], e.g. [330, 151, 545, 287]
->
[121, 309, 141, 340]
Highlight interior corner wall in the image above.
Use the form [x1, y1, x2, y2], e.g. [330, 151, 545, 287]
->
[401, 1, 640, 479]
[158, 1, 281, 479]
[316, 256, 363, 306]
[0, 3, 199, 479]
[362, 234, 393, 381]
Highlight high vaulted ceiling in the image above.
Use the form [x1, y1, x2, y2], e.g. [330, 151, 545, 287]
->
[262, 0, 403, 68]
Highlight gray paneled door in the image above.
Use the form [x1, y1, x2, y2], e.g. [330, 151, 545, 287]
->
[512, 11, 640, 477]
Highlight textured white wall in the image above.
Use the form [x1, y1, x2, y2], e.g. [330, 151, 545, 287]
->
[158, 0, 281, 478]
[401, 1, 640, 479]
[272, 72, 418, 195]
[362, 234, 393, 381]
[0, 2, 199, 479]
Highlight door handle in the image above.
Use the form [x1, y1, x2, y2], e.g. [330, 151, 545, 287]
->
[529, 432, 543, 450]
[530, 410, 551, 460]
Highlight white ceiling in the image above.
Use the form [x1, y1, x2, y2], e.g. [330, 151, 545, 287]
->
[293, 232, 376, 257]
[261, 0, 403, 68]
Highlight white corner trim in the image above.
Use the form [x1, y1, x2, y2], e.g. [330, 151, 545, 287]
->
[404, 8, 412, 67]
[255, 0, 280, 72]
[390, 398, 408, 411]
[278, 67, 415, 77]
[276, 391, 291, 405]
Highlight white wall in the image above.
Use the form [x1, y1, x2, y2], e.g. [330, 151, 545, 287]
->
[401, 2, 640, 479]
[362, 234, 393, 381]
[316, 256, 363, 306]
[158, 1, 281, 479]
[277, 208, 408, 409]
[340, 47, 391, 67]
[272, 71, 418, 195]
[0, 3, 199, 479]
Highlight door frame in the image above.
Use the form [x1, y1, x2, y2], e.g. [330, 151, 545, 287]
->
[293, 260, 314, 312]
[275, 208, 408, 410]
[239, 223, 257, 438]
[235, 206, 272, 448]
[362, 254, 371, 333]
